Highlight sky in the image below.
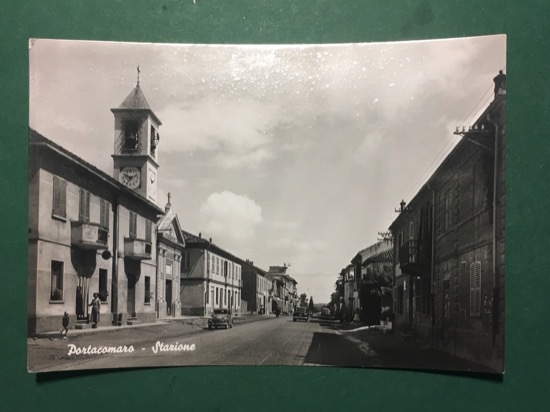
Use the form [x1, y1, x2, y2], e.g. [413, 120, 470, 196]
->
[29, 35, 506, 303]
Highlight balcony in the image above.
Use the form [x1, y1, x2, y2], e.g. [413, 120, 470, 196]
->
[71, 221, 108, 250]
[398, 239, 431, 277]
[124, 237, 152, 260]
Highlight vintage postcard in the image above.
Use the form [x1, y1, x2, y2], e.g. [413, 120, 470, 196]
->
[28, 35, 506, 374]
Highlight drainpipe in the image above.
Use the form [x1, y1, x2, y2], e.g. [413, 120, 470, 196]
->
[427, 184, 435, 347]
[487, 113, 499, 346]
[111, 198, 119, 324]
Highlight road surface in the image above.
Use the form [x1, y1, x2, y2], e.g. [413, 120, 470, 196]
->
[28, 316, 375, 372]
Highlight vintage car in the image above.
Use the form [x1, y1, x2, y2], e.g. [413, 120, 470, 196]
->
[208, 308, 234, 329]
[293, 307, 309, 322]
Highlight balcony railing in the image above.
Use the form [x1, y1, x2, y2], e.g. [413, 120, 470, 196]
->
[398, 239, 431, 276]
[71, 221, 108, 250]
[124, 237, 152, 260]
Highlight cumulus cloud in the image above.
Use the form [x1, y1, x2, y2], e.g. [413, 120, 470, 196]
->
[158, 97, 279, 169]
[199, 191, 263, 245]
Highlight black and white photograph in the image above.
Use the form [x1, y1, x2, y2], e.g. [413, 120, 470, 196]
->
[27, 35, 506, 374]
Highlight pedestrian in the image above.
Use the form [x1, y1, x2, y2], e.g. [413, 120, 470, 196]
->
[493, 70, 506, 98]
[89, 293, 101, 328]
[60, 311, 70, 339]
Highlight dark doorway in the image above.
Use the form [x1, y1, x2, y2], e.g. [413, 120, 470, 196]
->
[76, 285, 86, 321]
[127, 274, 137, 317]
[166, 279, 172, 316]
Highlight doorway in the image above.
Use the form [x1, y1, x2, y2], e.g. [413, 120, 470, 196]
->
[166, 279, 172, 316]
[127, 274, 137, 317]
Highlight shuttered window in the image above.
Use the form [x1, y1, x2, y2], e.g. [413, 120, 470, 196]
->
[129, 211, 137, 238]
[469, 262, 482, 317]
[52, 176, 67, 218]
[100, 199, 110, 228]
[145, 219, 152, 242]
[79, 189, 90, 222]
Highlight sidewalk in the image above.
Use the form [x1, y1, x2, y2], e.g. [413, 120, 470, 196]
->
[332, 323, 498, 375]
[31, 312, 277, 340]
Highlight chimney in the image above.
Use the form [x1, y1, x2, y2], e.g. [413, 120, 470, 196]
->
[199, 232, 202, 238]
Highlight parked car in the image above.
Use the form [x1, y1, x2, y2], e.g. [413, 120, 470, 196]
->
[208, 309, 234, 329]
[293, 307, 309, 322]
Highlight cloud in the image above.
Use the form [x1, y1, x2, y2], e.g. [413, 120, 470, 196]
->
[270, 237, 328, 253]
[158, 97, 279, 169]
[199, 191, 263, 245]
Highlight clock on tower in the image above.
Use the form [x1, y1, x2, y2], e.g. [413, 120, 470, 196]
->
[111, 67, 161, 203]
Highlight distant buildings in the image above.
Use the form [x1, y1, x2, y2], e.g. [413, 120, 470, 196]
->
[265, 265, 298, 314]
[239, 260, 272, 314]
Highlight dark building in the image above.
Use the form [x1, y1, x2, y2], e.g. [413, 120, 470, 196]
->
[389, 78, 505, 371]
[239, 260, 272, 314]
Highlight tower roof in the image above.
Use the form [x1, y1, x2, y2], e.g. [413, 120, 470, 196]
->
[111, 84, 162, 125]
[118, 84, 152, 110]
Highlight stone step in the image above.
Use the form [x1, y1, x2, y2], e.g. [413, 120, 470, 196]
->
[74, 322, 91, 330]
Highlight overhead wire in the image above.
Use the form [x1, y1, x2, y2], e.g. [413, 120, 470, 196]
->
[399, 69, 505, 205]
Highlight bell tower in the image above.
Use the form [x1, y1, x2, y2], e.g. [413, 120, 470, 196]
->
[111, 66, 161, 203]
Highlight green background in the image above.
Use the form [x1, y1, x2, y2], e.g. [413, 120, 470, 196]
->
[1, 1, 549, 410]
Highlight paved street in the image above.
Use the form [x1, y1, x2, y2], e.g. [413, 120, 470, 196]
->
[28, 316, 374, 372]
[28, 315, 493, 374]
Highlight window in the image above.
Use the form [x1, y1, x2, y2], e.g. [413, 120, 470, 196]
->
[129, 211, 137, 238]
[79, 189, 90, 222]
[469, 262, 482, 317]
[444, 188, 454, 230]
[123, 120, 139, 151]
[52, 176, 67, 219]
[144, 276, 151, 304]
[224, 288, 227, 305]
[215, 287, 219, 305]
[50, 261, 64, 301]
[145, 220, 152, 242]
[182, 252, 190, 270]
[166, 261, 173, 276]
[100, 199, 110, 228]
[409, 221, 415, 240]
[150, 125, 159, 156]
[99, 269, 108, 302]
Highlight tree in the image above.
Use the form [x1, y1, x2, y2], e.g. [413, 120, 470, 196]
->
[299, 293, 308, 307]
[359, 261, 393, 325]
[308, 296, 314, 312]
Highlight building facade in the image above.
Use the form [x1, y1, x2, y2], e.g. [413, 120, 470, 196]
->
[156, 194, 186, 318]
[265, 265, 297, 314]
[389, 189, 434, 341]
[28, 81, 167, 335]
[180, 232, 242, 316]
[389, 82, 505, 371]
[28, 130, 162, 334]
[240, 260, 272, 314]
